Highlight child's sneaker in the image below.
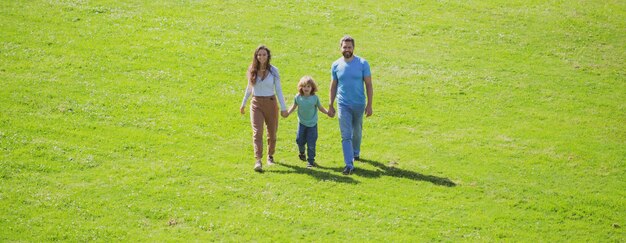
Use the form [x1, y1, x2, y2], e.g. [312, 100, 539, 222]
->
[267, 156, 275, 166]
[298, 153, 306, 161]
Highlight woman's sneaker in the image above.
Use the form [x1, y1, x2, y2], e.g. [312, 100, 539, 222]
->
[267, 156, 275, 166]
[254, 160, 262, 172]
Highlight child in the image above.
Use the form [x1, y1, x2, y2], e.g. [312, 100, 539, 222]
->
[286, 76, 328, 168]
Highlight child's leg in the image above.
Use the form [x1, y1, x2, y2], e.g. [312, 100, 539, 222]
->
[306, 124, 318, 164]
[296, 123, 306, 155]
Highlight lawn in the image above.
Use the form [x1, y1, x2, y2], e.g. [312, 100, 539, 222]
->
[1, 0, 624, 241]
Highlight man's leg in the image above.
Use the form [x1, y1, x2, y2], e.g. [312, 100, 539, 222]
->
[352, 105, 365, 159]
[338, 104, 354, 169]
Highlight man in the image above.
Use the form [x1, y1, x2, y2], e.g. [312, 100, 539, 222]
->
[327, 35, 374, 175]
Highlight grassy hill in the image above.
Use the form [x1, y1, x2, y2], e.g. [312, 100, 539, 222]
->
[1, 0, 624, 241]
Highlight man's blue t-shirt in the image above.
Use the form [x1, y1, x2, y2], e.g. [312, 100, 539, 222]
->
[331, 55, 371, 106]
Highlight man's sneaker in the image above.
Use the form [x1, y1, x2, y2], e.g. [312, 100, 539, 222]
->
[299, 153, 306, 161]
[254, 160, 263, 172]
[354, 156, 360, 161]
[267, 156, 275, 166]
[342, 166, 354, 175]
[306, 162, 318, 168]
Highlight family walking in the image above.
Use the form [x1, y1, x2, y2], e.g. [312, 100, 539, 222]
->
[240, 36, 374, 175]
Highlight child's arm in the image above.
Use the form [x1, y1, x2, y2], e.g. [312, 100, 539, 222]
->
[318, 104, 329, 115]
[286, 103, 298, 117]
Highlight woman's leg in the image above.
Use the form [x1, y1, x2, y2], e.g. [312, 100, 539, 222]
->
[250, 98, 265, 161]
[264, 98, 279, 159]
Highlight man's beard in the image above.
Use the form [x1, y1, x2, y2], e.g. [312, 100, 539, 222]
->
[342, 51, 353, 58]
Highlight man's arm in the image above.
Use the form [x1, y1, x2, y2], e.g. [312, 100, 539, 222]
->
[364, 76, 373, 117]
[328, 79, 338, 117]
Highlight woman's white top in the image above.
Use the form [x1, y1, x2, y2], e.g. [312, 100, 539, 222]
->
[241, 66, 287, 111]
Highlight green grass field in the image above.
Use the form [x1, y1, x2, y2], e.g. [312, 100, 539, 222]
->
[1, 0, 624, 241]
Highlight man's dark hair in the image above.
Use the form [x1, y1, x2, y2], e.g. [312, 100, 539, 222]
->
[340, 35, 355, 47]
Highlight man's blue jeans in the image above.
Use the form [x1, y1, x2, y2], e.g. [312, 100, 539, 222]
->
[338, 104, 364, 168]
[296, 123, 318, 164]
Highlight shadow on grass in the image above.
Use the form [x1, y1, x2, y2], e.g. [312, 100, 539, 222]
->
[352, 158, 456, 187]
[266, 158, 455, 187]
[268, 162, 359, 184]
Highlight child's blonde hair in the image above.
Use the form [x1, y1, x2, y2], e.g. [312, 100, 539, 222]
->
[297, 76, 318, 95]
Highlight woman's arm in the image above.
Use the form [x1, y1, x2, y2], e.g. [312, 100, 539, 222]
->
[271, 66, 288, 111]
[240, 83, 252, 114]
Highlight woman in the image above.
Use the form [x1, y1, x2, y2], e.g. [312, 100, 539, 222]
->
[240, 45, 288, 172]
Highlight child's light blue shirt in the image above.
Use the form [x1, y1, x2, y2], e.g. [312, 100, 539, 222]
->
[295, 94, 321, 127]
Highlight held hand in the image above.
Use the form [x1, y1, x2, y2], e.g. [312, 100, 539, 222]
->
[240, 106, 245, 114]
[281, 110, 289, 118]
[327, 106, 335, 118]
[365, 105, 373, 117]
